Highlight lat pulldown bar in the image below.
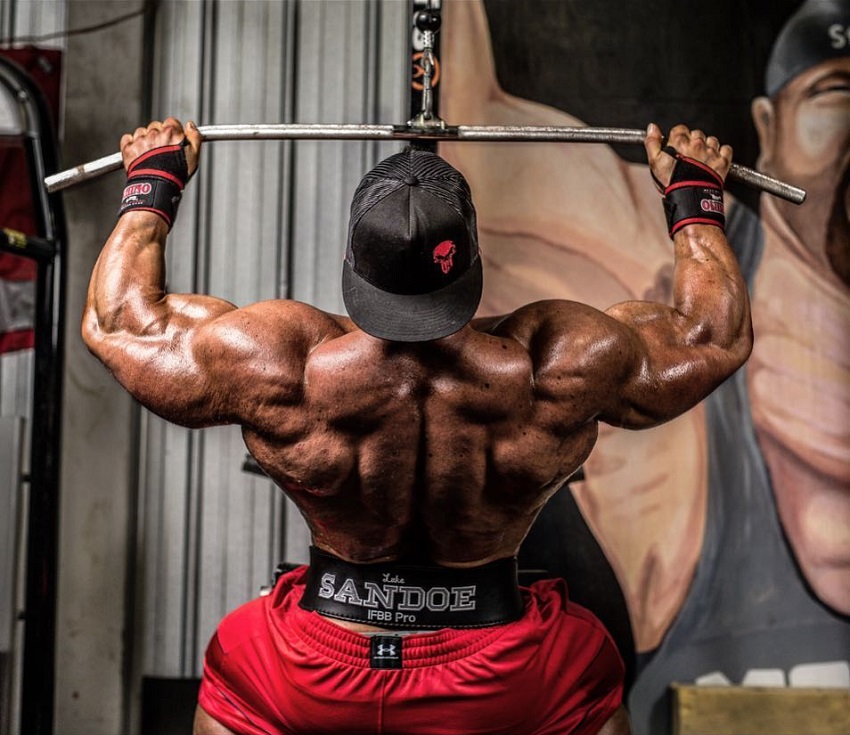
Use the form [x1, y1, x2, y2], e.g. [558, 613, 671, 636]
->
[44, 123, 806, 204]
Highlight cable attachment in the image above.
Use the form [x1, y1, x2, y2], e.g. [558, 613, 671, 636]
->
[408, 6, 445, 130]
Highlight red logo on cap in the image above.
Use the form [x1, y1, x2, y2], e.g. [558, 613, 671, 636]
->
[433, 240, 457, 274]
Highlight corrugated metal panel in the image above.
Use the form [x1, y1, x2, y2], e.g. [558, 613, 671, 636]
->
[0, 416, 23, 650]
[0, 416, 24, 735]
[138, 0, 408, 677]
[0, 352, 33, 421]
[0, 0, 65, 45]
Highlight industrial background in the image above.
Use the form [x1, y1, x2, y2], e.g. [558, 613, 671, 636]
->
[0, 1, 413, 733]
[1, 1, 848, 735]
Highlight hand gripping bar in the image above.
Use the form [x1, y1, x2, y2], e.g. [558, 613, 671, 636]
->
[44, 123, 806, 204]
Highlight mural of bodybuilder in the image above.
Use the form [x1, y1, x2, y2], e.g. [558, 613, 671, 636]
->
[440, 1, 850, 733]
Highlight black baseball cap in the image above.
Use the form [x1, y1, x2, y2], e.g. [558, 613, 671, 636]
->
[766, 0, 850, 97]
[342, 148, 482, 342]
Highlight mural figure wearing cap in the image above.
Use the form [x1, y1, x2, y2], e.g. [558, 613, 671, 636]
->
[441, 1, 850, 733]
[83, 102, 750, 732]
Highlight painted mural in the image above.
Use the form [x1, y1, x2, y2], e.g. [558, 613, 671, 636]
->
[438, 1, 850, 733]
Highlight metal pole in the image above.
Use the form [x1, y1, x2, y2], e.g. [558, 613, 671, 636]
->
[44, 123, 806, 204]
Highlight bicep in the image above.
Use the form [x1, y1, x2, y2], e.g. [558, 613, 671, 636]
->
[596, 303, 730, 429]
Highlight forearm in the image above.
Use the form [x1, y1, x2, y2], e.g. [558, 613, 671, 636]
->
[84, 212, 169, 341]
[85, 118, 203, 342]
[596, 124, 753, 428]
[671, 224, 752, 357]
[79, 119, 256, 426]
[82, 209, 235, 425]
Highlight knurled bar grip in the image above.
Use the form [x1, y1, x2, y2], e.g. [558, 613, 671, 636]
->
[44, 123, 806, 204]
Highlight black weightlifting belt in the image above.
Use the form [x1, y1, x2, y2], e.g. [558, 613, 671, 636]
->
[299, 547, 525, 630]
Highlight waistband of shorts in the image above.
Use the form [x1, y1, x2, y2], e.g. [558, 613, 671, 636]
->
[289, 600, 516, 668]
[298, 546, 525, 630]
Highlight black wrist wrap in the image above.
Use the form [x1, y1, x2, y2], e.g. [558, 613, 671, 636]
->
[656, 146, 725, 238]
[119, 140, 191, 229]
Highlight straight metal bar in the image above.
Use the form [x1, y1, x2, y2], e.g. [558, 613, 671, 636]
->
[44, 123, 806, 204]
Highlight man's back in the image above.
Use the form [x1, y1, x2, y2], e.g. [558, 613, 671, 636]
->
[242, 308, 600, 566]
[83, 126, 750, 573]
[82, 118, 751, 735]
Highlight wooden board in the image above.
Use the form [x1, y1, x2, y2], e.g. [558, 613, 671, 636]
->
[671, 684, 850, 735]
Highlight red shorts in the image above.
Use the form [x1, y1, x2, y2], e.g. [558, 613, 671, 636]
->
[199, 566, 624, 735]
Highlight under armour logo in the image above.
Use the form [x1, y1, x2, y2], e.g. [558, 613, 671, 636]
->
[370, 636, 403, 669]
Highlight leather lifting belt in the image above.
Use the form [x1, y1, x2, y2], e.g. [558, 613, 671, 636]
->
[300, 547, 525, 629]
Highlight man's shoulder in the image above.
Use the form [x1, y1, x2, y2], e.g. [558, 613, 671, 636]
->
[476, 299, 609, 338]
[477, 300, 625, 379]
[234, 299, 354, 342]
